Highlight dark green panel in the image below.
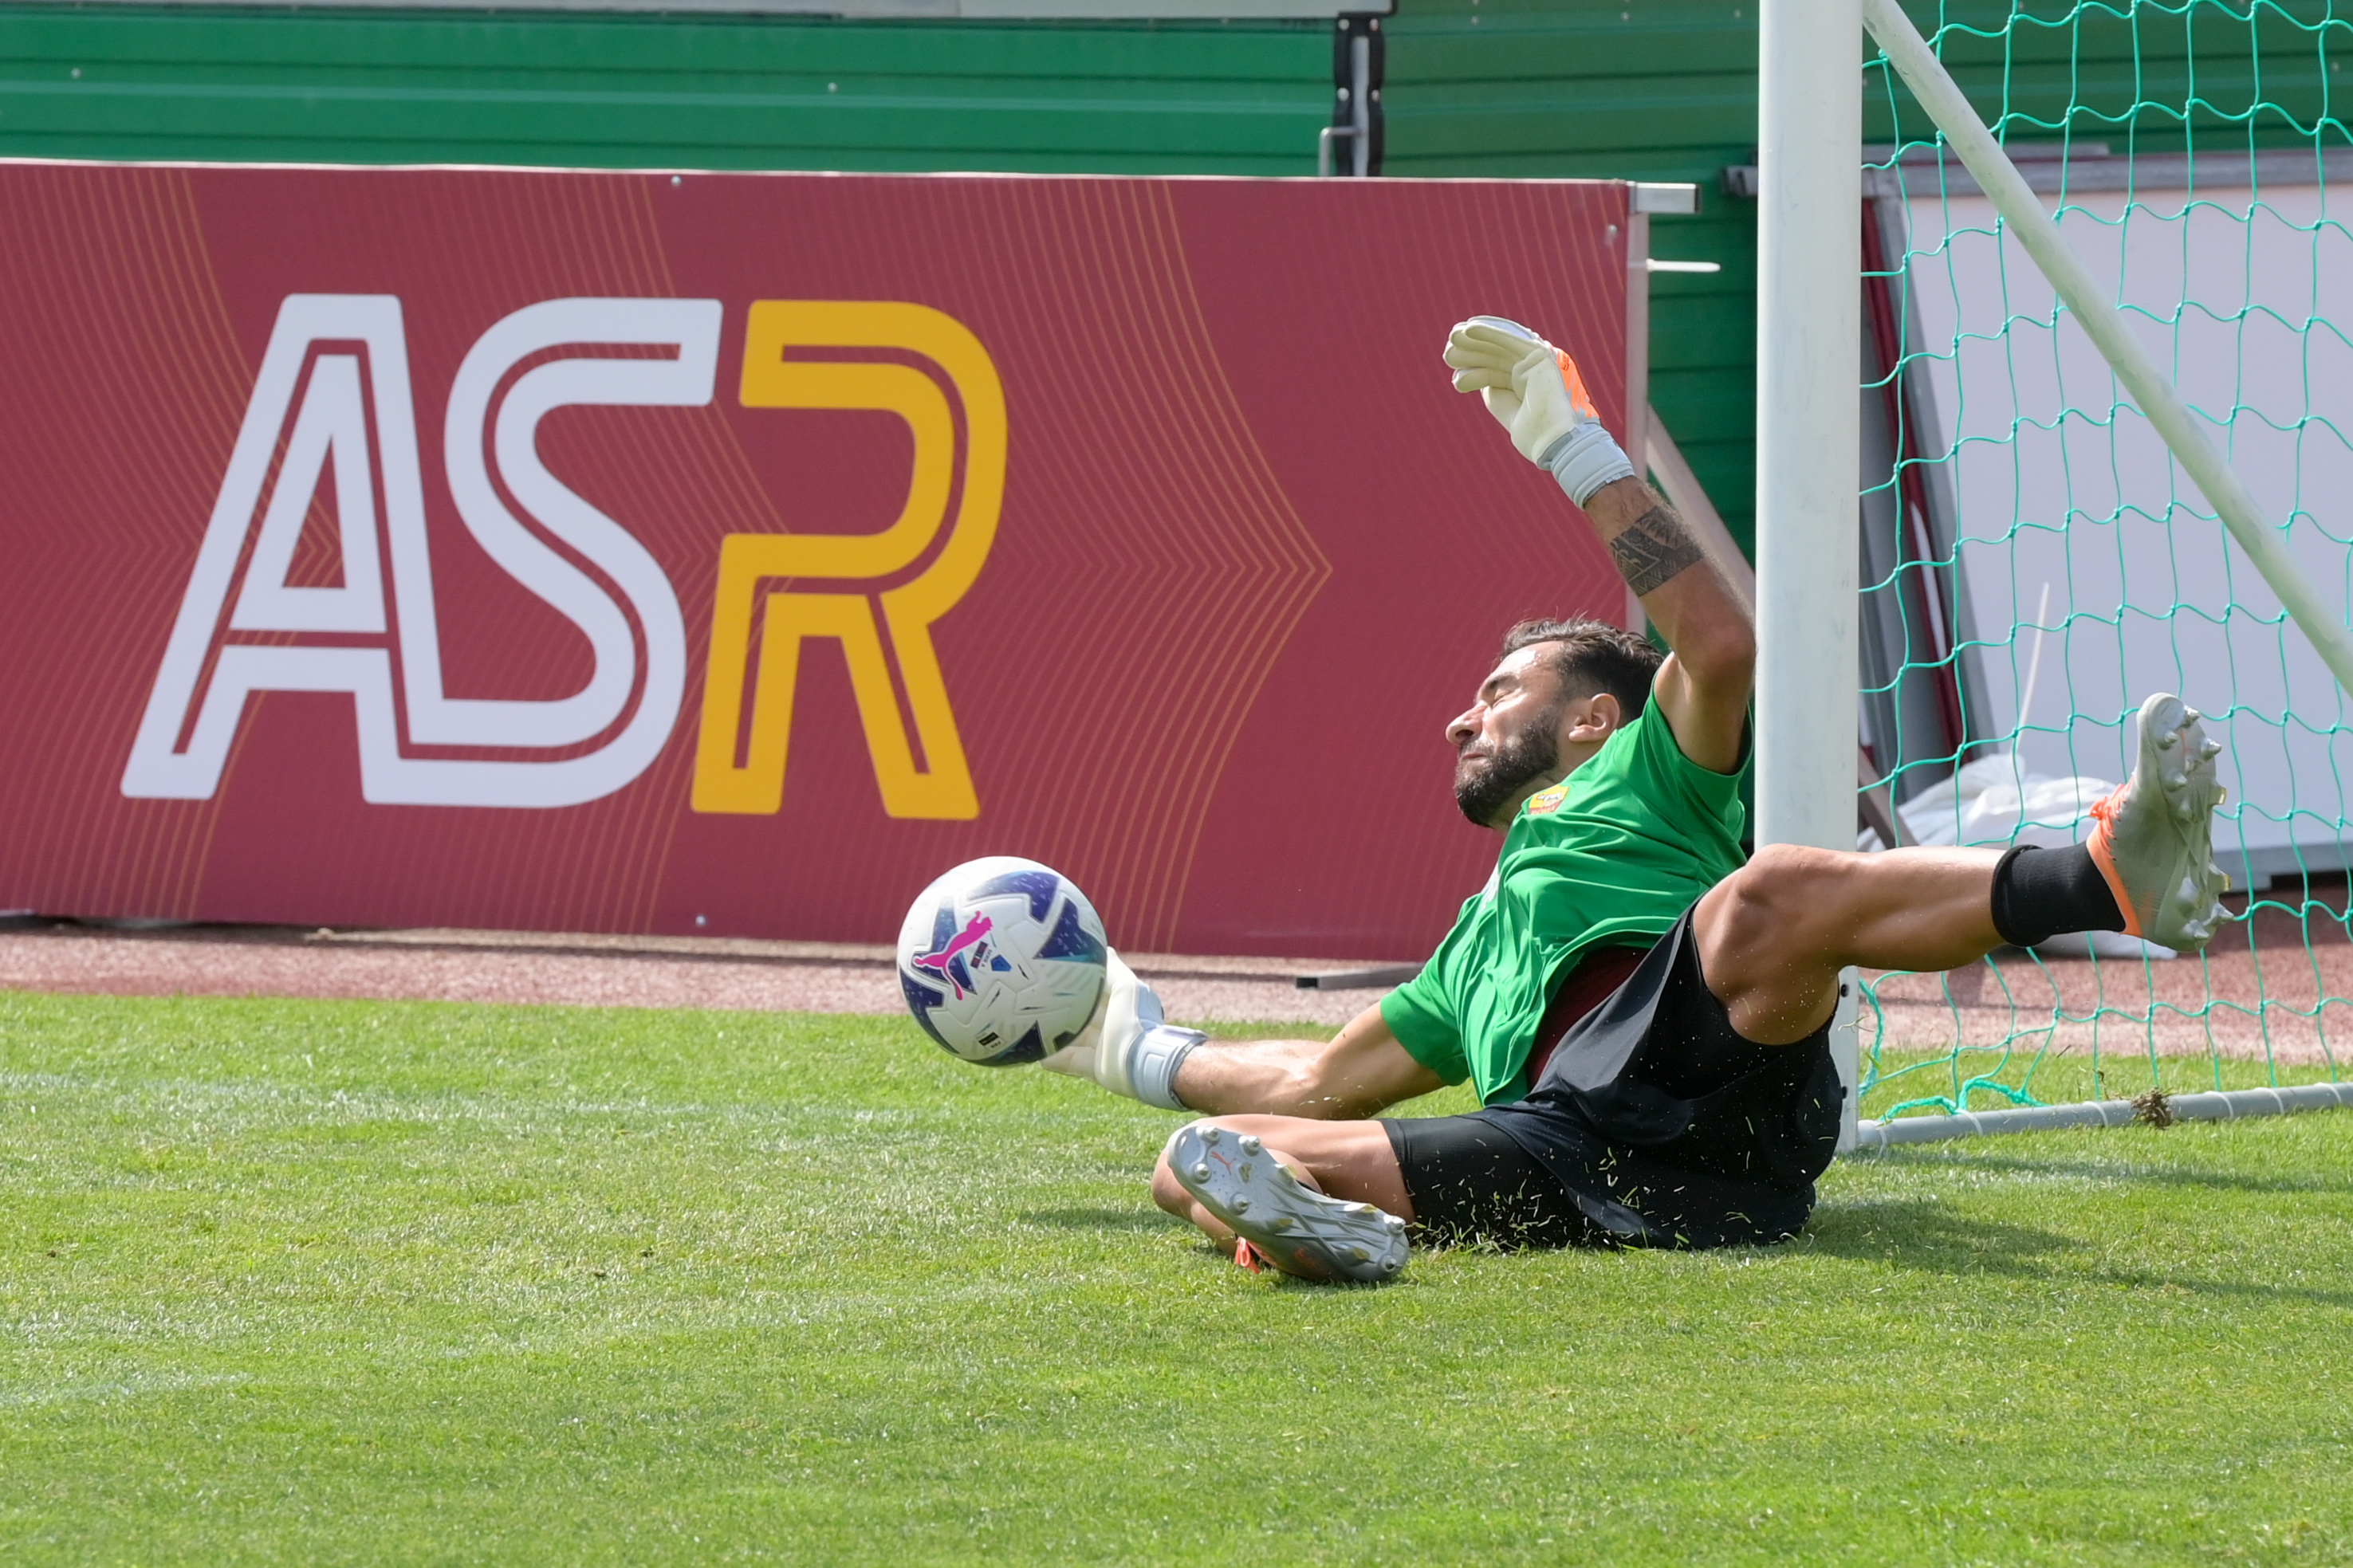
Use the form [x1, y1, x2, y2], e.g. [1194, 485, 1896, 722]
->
[1865, 0, 2351, 150]
[0, 6, 1333, 171]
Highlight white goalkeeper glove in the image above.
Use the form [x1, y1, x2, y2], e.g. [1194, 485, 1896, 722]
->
[1038, 948, 1205, 1110]
[1442, 316, 1636, 506]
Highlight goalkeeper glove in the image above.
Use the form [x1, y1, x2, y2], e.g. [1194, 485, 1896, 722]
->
[1442, 316, 1636, 506]
[1039, 948, 1205, 1110]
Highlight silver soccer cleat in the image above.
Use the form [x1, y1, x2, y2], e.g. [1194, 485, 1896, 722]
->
[1164, 1123, 1407, 1284]
[2085, 693, 2231, 952]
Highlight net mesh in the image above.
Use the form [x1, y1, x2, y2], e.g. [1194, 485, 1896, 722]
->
[1856, 0, 2353, 1120]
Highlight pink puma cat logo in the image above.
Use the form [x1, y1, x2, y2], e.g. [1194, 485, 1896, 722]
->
[912, 911, 994, 999]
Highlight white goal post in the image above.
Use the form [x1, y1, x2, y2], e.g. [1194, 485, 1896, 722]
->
[1755, 0, 1867, 1150]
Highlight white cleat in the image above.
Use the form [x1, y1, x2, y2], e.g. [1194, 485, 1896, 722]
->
[1165, 1123, 1407, 1285]
[2086, 693, 2231, 951]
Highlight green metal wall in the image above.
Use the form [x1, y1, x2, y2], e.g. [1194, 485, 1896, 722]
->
[0, 6, 1332, 172]
[1384, 0, 1762, 558]
[1866, 0, 2346, 155]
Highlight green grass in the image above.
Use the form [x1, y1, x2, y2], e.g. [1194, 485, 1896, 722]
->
[4, 991, 2351, 1565]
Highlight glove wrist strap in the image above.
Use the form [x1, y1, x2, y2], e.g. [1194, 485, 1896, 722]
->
[1539, 422, 1637, 508]
[1124, 1024, 1206, 1110]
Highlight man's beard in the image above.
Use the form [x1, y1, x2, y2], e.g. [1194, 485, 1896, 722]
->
[1453, 713, 1564, 827]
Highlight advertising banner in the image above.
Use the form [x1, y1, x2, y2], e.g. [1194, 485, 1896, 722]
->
[0, 162, 1633, 958]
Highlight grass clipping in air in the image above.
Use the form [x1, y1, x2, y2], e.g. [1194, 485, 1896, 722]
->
[3, 990, 2351, 1564]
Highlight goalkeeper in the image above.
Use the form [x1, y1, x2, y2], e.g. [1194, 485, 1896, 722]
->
[1049, 316, 2230, 1283]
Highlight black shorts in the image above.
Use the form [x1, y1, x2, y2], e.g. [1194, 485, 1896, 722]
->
[1383, 1113, 1594, 1248]
[1382, 909, 1843, 1252]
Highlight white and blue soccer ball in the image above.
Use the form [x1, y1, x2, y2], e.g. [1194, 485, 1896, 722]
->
[895, 856, 1108, 1067]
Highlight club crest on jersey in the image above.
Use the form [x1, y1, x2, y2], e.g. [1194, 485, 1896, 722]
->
[911, 911, 1004, 1000]
[1525, 784, 1569, 816]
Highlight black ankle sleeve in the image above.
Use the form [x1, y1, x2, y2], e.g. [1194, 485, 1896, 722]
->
[1990, 843, 2127, 949]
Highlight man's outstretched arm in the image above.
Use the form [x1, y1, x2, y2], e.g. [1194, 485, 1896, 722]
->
[1042, 961, 1442, 1118]
[1443, 317, 1752, 772]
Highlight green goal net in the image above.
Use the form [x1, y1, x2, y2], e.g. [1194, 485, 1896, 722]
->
[1853, 0, 2353, 1127]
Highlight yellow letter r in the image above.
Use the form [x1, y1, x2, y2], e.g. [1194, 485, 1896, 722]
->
[692, 301, 1005, 821]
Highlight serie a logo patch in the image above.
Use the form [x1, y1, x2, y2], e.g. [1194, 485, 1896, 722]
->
[1525, 784, 1569, 816]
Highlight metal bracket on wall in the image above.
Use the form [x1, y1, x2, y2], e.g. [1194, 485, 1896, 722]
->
[1323, 14, 1383, 176]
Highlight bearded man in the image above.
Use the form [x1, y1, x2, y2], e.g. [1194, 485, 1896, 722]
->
[1046, 316, 2227, 1282]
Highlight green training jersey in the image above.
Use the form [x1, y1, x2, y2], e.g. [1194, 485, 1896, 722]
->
[1379, 700, 1747, 1106]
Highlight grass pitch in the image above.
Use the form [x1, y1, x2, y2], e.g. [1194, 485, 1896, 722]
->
[4, 991, 2351, 1565]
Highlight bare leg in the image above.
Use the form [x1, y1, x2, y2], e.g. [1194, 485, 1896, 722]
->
[1694, 843, 2007, 1045]
[1151, 1114, 1411, 1245]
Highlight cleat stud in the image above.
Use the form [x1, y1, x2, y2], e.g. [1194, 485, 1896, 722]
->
[2163, 770, 2186, 790]
[1198, 1127, 1221, 1146]
[1237, 1134, 1262, 1155]
[2201, 739, 2224, 760]
[1231, 1197, 1250, 1213]
[2157, 731, 2180, 750]
[1383, 1214, 1407, 1232]
[1383, 1259, 1401, 1274]
[1191, 1164, 1211, 1181]
[2186, 706, 2202, 722]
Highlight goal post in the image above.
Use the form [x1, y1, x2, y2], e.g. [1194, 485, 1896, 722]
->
[1756, 0, 2353, 1147]
[1755, 0, 1867, 1151]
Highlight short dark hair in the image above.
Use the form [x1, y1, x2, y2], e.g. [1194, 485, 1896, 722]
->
[1495, 617, 1662, 721]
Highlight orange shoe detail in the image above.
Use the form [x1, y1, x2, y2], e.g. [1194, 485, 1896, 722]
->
[2082, 784, 2145, 939]
[1234, 1239, 1265, 1274]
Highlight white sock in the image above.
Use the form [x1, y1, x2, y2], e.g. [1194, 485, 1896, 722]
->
[1121, 1024, 1206, 1110]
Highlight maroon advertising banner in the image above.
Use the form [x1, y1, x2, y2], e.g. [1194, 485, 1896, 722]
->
[0, 162, 1635, 959]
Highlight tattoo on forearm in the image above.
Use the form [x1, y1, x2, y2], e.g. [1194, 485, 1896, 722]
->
[1608, 505, 1706, 597]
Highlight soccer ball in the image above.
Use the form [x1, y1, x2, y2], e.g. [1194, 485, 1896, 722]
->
[895, 856, 1108, 1067]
